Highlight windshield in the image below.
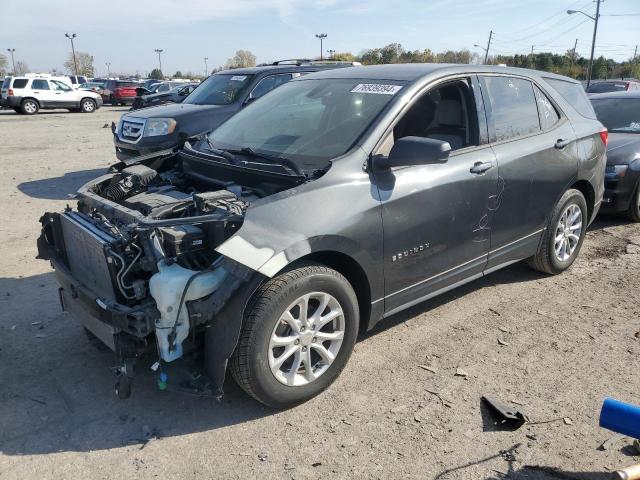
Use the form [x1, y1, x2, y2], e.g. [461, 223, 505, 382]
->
[184, 74, 254, 106]
[587, 82, 628, 93]
[207, 78, 404, 167]
[592, 98, 640, 133]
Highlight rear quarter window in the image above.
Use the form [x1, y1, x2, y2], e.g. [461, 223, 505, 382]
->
[12, 79, 28, 89]
[544, 77, 597, 119]
[2, 77, 11, 89]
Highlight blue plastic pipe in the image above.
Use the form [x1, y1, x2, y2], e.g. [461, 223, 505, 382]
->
[600, 398, 640, 439]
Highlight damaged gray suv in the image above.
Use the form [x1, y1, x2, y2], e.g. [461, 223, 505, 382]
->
[37, 64, 606, 408]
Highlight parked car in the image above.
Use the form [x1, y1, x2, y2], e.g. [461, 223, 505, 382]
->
[112, 61, 354, 160]
[103, 80, 139, 105]
[591, 91, 640, 221]
[38, 64, 605, 407]
[131, 83, 199, 110]
[79, 81, 106, 94]
[1, 75, 102, 114]
[68, 75, 89, 89]
[586, 79, 640, 94]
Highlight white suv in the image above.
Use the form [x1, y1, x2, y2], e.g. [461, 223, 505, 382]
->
[1, 75, 102, 115]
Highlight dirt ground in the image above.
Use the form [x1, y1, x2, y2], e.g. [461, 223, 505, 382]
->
[1, 106, 639, 480]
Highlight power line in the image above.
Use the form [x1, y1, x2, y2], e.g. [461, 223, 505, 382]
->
[496, 0, 587, 37]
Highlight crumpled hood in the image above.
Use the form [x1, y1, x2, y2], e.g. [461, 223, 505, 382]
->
[606, 133, 640, 166]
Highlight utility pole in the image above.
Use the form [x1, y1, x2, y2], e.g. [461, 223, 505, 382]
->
[569, 38, 578, 68]
[530, 45, 534, 55]
[65, 33, 78, 75]
[315, 34, 327, 60]
[6, 48, 16, 74]
[567, 1, 601, 88]
[154, 49, 164, 76]
[634, 45, 638, 63]
[484, 30, 493, 64]
[204, 57, 208, 77]
[105, 61, 111, 78]
[327, 49, 335, 59]
[587, 0, 601, 88]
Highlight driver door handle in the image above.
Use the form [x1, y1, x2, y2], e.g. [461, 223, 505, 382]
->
[555, 138, 571, 149]
[470, 161, 494, 175]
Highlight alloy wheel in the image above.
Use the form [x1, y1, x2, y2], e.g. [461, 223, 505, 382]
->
[82, 100, 95, 112]
[554, 203, 582, 262]
[24, 101, 37, 114]
[268, 292, 345, 387]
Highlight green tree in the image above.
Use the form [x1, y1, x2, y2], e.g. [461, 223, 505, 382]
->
[225, 50, 256, 69]
[173, 71, 183, 78]
[64, 51, 94, 76]
[149, 68, 163, 80]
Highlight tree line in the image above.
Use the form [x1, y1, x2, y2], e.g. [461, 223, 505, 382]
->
[332, 43, 640, 80]
[2, 44, 638, 80]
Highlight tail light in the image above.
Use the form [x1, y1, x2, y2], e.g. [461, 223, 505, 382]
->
[599, 128, 608, 146]
[8, 88, 14, 96]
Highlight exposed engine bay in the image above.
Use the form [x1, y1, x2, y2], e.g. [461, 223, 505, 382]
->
[37, 150, 305, 398]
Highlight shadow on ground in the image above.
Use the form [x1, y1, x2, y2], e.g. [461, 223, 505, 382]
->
[433, 443, 614, 479]
[0, 272, 274, 456]
[17, 168, 107, 200]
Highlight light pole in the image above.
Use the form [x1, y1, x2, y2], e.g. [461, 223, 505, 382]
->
[154, 48, 164, 76]
[567, 0, 601, 88]
[105, 62, 111, 78]
[315, 34, 327, 60]
[65, 33, 78, 75]
[204, 57, 208, 77]
[6, 48, 16, 74]
[474, 44, 488, 63]
[327, 49, 335, 59]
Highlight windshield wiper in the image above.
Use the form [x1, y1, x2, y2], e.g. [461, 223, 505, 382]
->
[200, 135, 237, 164]
[228, 147, 305, 177]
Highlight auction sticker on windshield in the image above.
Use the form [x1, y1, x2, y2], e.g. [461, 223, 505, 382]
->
[351, 84, 403, 95]
[230, 76, 247, 81]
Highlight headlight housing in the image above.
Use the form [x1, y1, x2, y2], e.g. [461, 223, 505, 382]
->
[144, 118, 177, 137]
[605, 164, 628, 178]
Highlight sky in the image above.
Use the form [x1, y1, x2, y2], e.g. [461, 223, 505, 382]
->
[1, 0, 638, 77]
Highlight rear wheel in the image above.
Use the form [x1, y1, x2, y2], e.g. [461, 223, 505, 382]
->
[230, 263, 359, 408]
[80, 98, 96, 113]
[626, 181, 640, 222]
[528, 189, 587, 274]
[21, 99, 39, 115]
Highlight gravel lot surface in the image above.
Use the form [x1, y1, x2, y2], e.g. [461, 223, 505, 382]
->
[1, 107, 639, 479]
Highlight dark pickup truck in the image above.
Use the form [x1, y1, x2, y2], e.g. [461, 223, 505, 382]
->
[113, 61, 354, 161]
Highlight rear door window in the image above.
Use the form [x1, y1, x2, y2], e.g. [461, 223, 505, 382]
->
[31, 79, 50, 90]
[12, 79, 28, 89]
[481, 76, 540, 142]
[544, 77, 597, 119]
[533, 85, 560, 130]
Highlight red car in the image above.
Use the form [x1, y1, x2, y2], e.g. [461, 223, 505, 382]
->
[102, 80, 139, 105]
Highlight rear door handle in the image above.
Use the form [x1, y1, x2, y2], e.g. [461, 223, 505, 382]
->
[555, 138, 571, 149]
[470, 161, 494, 175]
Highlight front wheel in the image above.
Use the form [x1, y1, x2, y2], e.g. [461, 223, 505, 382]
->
[528, 189, 588, 274]
[230, 263, 359, 408]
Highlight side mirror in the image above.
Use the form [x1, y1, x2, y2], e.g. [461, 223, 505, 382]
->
[375, 136, 451, 169]
[244, 96, 257, 106]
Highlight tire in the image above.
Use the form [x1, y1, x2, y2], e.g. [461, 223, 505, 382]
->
[626, 181, 640, 222]
[528, 189, 588, 275]
[230, 263, 359, 408]
[12, 107, 21, 114]
[80, 98, 96, 113]
[21, 99, 39, 115]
